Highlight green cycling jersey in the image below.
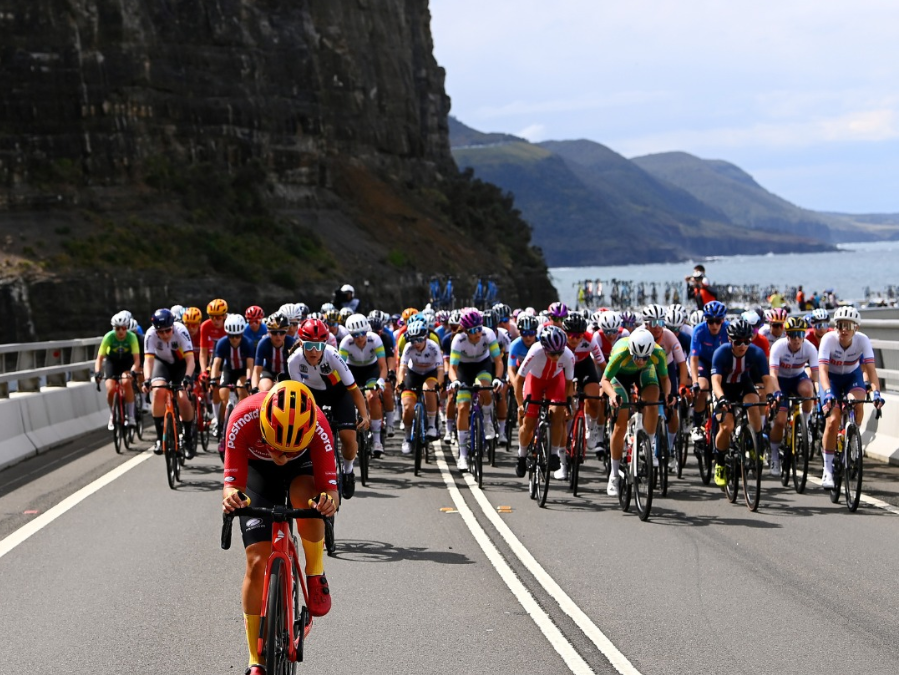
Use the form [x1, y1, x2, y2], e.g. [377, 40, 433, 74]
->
[98, 329, 140, 358]
[603, 337, 668, 380]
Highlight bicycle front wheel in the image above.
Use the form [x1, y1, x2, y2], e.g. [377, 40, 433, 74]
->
[570, 415, 586, 497]
[676, 401, 689, 478]
[633, 430, 654, 521]
[112, 392, 124, 454]
[263, 558, 295, 675]
[724, 449, 739, 504]
[844, 425, 863, 512]
[741, 427, 761, 512]
[413, 405, 425, 476]
[535, 424, 551, 508]
[657, 428, 669, 497]
[357, 428, 369, 487]
[163, 413, 178, 490]
[791, 414, 809, 494]
[471, 413, 484, 489]
[696, 439, 712, 485]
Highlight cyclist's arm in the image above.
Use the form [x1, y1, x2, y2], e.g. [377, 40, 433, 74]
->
[818, 362, 831, 393]
[493, 353, 504, 380]
[862, 362, 881, 396]
[143, 354, 155, 382]
[678, 359, 690, 388]
[184, 351, 195, 379]
[349, 384, 368, 421]
[761, 374, 777, 398]
[210, 356, 223, 381]
[199, 347, 210, 372]
[244, 357, 254, 382]
[377, 355, 387, 381]
[251, 365, 263, 391]
[690, 355, 700, 382]
[711, 373, 724, 400]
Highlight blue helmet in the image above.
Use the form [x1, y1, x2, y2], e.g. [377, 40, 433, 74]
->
[406, 320, 428, 341]
[703, 301, 727, 319]
[152, 308, 175, 329]
[539, 325, 567, 354]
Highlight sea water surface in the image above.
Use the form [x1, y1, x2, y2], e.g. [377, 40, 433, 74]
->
[548, 241, 899, 308]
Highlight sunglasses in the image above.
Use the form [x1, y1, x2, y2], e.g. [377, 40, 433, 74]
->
[467, 327, 482, 335]
[351, 331, 367, 338]
[269, 330, 287, 336]
[602, 329, 618, 337]
[706, 318, 723, 325]
[114, 326, 128, 332]
[787, 331, 805, 339]
[567, 332, 584, 340]
[228, 334, 243, 339]
[836, 322, 856, 331]
[211, 315, 224, 321]
[647, 319, 666, 327]
[157, 327, 173, 334]
[770, 322, 784, 327]
[731, 338, 751, 346]
[520, 330, 536, 337]
[303, 341, 326, 351]
[289, 322, 299, 327]
[632, 355, 648, 362]
[410, 336, 426, 344]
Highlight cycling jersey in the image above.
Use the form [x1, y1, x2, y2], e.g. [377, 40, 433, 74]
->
[654, 328, 686, 366]
[675, 327, 692, 357]
[597, 328, 629, 360]
[243, 323, 268, 353]
[144, 324, 193, 364]
[604, 339, 668, 380]
[223, 393, 337, 494]
[441, 331, 455, 364]
[805, 327, 831, 349]
[199, 319, 227, 353]
[396, 330, 440, 356]
[758, 325, 786, 344]
[377, 329, 396, 359]
[569, 332, 606, 366]
[495, 327, 511, 354]
[507, 336, 533, 369]
[711, 343, 768, 385]
[518, 343, 575, 381]
[255, 335, 296, 375]
[752, 333, 770, 358]
[287, 345, 357, 391]
[338, 332, 385, 367]
[449, 328, 501, 365]
[98, 330, 140, 358]
[769, 339, 818, 378]
[214, 335, 255, 370]
[818, 331, 875, 375]
[330, 325, 350, 344]
[401, 340, 443, 375]
[690, 322, 729, 368]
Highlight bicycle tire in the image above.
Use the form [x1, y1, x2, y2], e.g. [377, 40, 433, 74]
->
[724, 443, 739, 504]
[792, 414, 809, 494]
[471, 412, 484, 489]
[112, 392, 124, 454]
[676, 400, 689, 478]
[741, 427, 761, 512]
[135, 396, 145, 441]
[570, 415, 586, 496]
[263, 558, 295, 675]
[844, 424, 863, 512]
[633, 430, 653, 521]
[357, 428, 369, 487]
[830, 449, 843, 504]
[324, 515, 336, 557]
[290, 553, 309, 664]
[488, 432, 497, 468]
[504, 390, 517, 450]
[696, 439, 713, 485]
[163, 413, 178, 490]
[536, 422, 551, 507]
[657, 428, 669, 497]
[413, 404, 425, 476]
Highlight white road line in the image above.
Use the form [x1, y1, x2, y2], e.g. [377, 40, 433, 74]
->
[803, 473, 899, 515]
[0, 450, 154, 561]
[457, 456, 643, 675]
[433, 446, 596, 675]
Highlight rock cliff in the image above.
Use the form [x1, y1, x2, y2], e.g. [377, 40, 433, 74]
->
[0, 0, 555, 341]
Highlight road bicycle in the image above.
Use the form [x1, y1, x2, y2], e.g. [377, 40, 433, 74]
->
[829, 393, 882, 512]
[215, 380, 248, 463]
[504, 384, 518, 453]
[691, 389, 715, 486]
[461, 383, 495, 489]
[614, 399, 663, 521]
[356, 381, 383, 486]
[674, 389, 691, 479]
[715, 399, 768, 512]
[654, 402, 671, 497]
[151, 381, 186, 490]
[404, 384, 432, 476]
[318, 405, 340, 557]
[565, 389, 604, 497]
[523, 396, 567, 508]
[222, 499, 325, 672]
[96, 372, 135, 454]
[193, 377, 215, 453]
[778, 395, 818, 493]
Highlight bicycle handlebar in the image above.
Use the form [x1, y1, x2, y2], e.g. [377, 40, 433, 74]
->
[221, 505, 324, 550]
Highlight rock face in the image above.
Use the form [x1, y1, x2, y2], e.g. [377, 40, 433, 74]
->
[0, 1, 557, 341]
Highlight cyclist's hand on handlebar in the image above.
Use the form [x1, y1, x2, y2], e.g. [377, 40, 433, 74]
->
[691, 383, 701, 396]
[182, 375, 195, 388]
[873, 390, 885, 409]
[222, 488, 249, 513]
[448, 380, 461, 391]
[309, 492, 337, 517]
[492, 378, 504, 391]
[376, 377, 386, 390]
[357, 414, 371, 430]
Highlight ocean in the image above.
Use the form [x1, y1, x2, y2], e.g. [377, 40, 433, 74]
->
[548, 241, 899, 310]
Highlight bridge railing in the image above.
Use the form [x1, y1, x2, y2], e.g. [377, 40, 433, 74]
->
[855, 319, 899, 392]
[0, 338, 101, 398]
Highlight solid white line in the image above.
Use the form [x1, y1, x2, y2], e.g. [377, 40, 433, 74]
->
[459, 461, 643, 675]
[0, 450, 154, 561]
[803, 473, 899, 515]
[433, 446, 595, 675]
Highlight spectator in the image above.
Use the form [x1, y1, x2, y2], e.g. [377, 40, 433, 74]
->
[796, 285, 806, 310]
[768, 289, 786, 308]
[334, 284, 360, 312]
[685, 264, 717, 309]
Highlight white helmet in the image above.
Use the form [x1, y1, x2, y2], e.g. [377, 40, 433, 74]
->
[170, 304, 185, 322]
[688, 309, 705, 326]
[128, 318, 139, 331]
[642, 304, 666, 323]
[224, 314, 247, 336]
[345, 313, 370, 334]
[628, 328, 656, 358]
[320, 302, 336, 313]
[810, 308, 830, 323]
[598, 311, 621, 332]
[339, 307, 354, 323]
[296, 303, 310, 320]
[278, 303, 302, 323]
[111, 311, 131, 328]
[666, 304, 687, 330]
[833, 306, 861, 325]
[341, 284, 355, 295]
[741, 310, 762, 327]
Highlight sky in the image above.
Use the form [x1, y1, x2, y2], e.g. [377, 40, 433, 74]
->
[429, 0, 899, 214]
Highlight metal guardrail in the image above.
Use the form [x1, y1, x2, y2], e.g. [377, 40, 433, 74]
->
[0, 337, 101, 397]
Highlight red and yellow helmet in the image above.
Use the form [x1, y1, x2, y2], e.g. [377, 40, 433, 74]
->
[260, 381, 318, 453]
[182, 307, 203, 325]
[207, 298, 229, 317]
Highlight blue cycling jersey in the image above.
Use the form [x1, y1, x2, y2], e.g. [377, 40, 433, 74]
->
[508, 336, 531, 369]
[690, 322, 729, 367]
[243, 324, 268, 353]
[711, 343, 769, 385]
[214, 335, 255, 369]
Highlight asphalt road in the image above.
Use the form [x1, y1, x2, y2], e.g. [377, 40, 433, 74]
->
[2, 427, 899, 675]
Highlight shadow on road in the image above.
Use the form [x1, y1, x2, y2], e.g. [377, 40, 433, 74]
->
[331, 539, 474, 565]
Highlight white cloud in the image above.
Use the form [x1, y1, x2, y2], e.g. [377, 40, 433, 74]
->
[515, 124, 546, 142]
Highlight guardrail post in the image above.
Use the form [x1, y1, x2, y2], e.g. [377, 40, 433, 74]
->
[15, 348, 40, 392]
[45, 347, 66, 387]
[0, 352, 7, 398]
[70, 345, 92, 382]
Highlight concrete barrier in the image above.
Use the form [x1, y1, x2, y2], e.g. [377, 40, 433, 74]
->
[863, 391, 899, 465]
[0, 382, 108, 471]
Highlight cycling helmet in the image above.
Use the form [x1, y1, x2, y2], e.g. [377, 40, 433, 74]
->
[688, 309, 705, 326]
[726, 319, 753, 341]
[279, 303, 302, 323]
[434, 310, 449, 326]
[481, 308, 498, 329]
[421, 308, 437, 330]
[265, 313, 289, 330]
[517, 313, 539, 332]
[628, 328, 656, 358]
[120, 310, 133, 320]
[245, 305, 265, 322]
[298, 318, 329, 342]
[367, 311, 384, 332]
[224, 314, 247, 336]
[345, 314, 371, 335]
[151, 308, 175, 329]
[128, 318, 139, 331]
[539, 325, 567, 354]
[741, 310, 762, 327]
[448, 310, 461, 326]
[111, 311, 131, 328]
[170, 305, 185, 322]
[320, 302, 336, 313]
[338, 307, 354, 324]
[562, 313, 588, 334]
[547, 302, 569, 319]
[406, 320, 428, 341]
[665, 304, 687, 330]
[260, 381, 318, 453]
[765, 307, 788, 323]
[341, 284, 355, 295]
[459, 308, 483, 330]
[619, 310, 638, 328]
[810, 308, 830, 323]
[207, 298, 228, 316]
[785, 317, 809, 332]
[296, 303, 310, 320]
[323, 309, 341, 325]
[493, 303, 512, 322]
[642, 304, 666, 324]
[598, 311, 622, 333]
[524, 307, 537, 316]
[182, 307, 203, 325]
[307, 311, 323, 321]
[703, 301, 727, 319]
[833, 306, 861, 325]
[401, 307, 420, 323]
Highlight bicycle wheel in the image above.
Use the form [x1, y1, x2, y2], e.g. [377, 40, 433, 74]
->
[324, 514, 336, 558]
[163, 413, 178, 490]
[844, 424, 863, 512]
[197, 398, 210, 452]
[471, 413, 484, 489]
[633, 430, 654, 521]
[741, 427, 761, 512]
[488, 432, 497, 468]
[357, 428, 369, 487]
[112, 392, 124, 454]
[413, 405, 425, 477]
[676, 401, 689, 478]
[263, 558, 295, 675]
[696, 439, 712, 485]
[724, 448, 739, 504]
[791, 414, 809, 494]
[535, 423, 551, 508]
[830, 450, 843, 504]
[657, 428, 669, 497]
[570, 415, 586, 497]
[504, 391, 517, 450]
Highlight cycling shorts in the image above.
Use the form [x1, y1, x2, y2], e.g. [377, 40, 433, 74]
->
[309, 385, 356, 431]
[522, 372, 566, 418]
[103, 355, 134, 379]
[220, 367, 246, 387]
[151, 359, 187, 385]
[239, 457, 316, 548]
[573, 358, 600, 387]
[777, 373, 811, 410]
[611, 367, 659, 404]
[349, 363, 381, 388]
[455, 358, 494, 403]
[824, 368, 866, 403]
[697, 361, 712, 381]
[403, 369, 439, 396]
[720, 381, 757, 403]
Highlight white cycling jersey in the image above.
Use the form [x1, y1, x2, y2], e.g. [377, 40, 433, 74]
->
[338, 332, 384, 367]
[449, 327, 500, 364]
[818, 331, 875, 376]
[287, 345, 356, 390]
[144, 324, 193, 364]
[570, 332, 606, 366]
[401, 341, 443, 375]
[496, 326, 511, 354]
[518, 342, 575, 381]
[769, 338, 819, 378]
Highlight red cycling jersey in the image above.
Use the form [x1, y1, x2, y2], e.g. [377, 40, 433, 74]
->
[752, 333, 770, 358]
[223, 392, 338, 494]
[200, 318, 227, 353]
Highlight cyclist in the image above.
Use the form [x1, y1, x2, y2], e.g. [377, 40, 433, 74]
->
[211, 314, 255, 435]
[513, 325, 575, 479]
[818, 306, 885, 488]
[547, 301, 569, 327]
[279, 303, 303, 340]
[619, 310, 641, 333]
[221, 381, 339, 675]
[287, 318, 370, 497]
[398, 319, 445, 452]
[666, 303, 692, 355]
[710, 319, 778, 488]
[324, 308, 348, 348]
[441, 310, 462, 443]
[741, 310, 770, 358]
[768, 316, 819, 477]
[562, 312, 606, 471]
[596, 311, 629, 360]
[689, 300, 729, 442]
[243, 305, 268, 353]
[643, 304, 689, 456]
[600, 328, 669, 496]
[94, 311, 141, 428]
[482, 308, 510, 442]
[368, 310, 398, 436]
[494, 302, 518, 340]
[251, 313, 294, 393]
[805, 308, 832, 349]
[760, 307, 788, 343]
[339, 314, 388, 453]
[200, 298, 229, 372]
[143, 308, 196, 455]
[447, 308, 504, 471]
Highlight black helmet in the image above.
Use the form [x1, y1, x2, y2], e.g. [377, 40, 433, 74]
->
[517, 313, 539, 332]
[726, 319, 753, 341]
[562, 313, 587, 334]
